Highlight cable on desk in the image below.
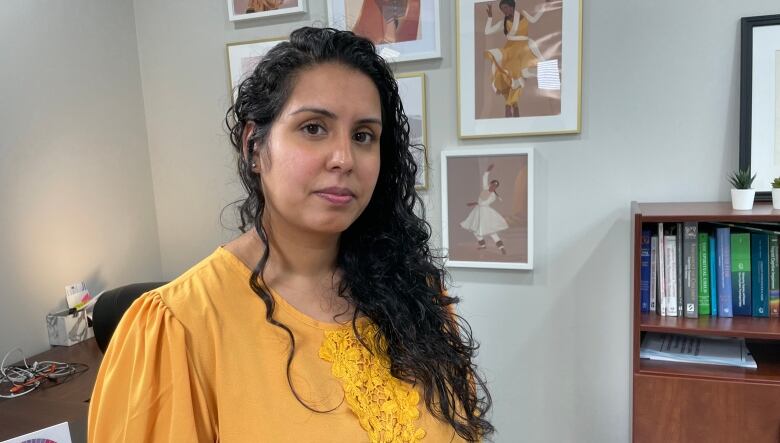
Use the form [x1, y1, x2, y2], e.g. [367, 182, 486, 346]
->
[0, 347, 89, 399]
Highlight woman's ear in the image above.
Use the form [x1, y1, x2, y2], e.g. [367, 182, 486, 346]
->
[242, 121, 258, 171]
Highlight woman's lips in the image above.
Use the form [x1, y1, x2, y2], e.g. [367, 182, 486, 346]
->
[315, 192, 354, 205]
[315, 187, 355, 205]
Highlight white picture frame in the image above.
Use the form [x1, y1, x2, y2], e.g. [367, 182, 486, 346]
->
[441, 147, 534, 270]
[456, 0, 581, 138]
[226, 38, 286, 103]
[326, 0, 441, 63]
[227, 0, 307, 22]
[396, 72, 429, 189]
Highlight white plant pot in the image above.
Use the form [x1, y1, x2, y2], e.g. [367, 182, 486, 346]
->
[731, 189, 755, 210]
[773, 189, 780, 210]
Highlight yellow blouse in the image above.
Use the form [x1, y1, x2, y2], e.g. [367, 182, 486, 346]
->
[88, 247, 465, 442]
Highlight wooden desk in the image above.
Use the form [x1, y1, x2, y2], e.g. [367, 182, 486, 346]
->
[0, 338, 102, 443]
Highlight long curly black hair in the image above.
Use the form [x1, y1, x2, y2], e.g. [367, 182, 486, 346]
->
[224, 27, 494, 441]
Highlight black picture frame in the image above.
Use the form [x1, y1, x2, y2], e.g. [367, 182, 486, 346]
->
[739, 14, 780, 202]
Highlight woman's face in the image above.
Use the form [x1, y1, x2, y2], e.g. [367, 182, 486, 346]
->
[250, 63, 382, 236]
[499, 3, 514, 17]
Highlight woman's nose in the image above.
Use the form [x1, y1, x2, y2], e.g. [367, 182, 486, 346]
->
[326, 133, 354, 172]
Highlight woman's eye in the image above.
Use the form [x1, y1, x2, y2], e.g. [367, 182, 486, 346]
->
[303, 123, 324, 136]
[353, 132, 374, 144]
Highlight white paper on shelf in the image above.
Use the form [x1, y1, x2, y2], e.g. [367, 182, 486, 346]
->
[640, 333, 757, 369]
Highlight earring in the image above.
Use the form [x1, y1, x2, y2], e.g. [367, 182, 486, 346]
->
[251, 162, 256, 168]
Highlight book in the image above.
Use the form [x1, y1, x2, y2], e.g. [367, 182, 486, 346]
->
[650, 236, 658, 312]
[716, 227, 733, 317]
[711, 221, 780, 234]
[657, 223, 666, 316]
[731, 232, 752, 316]
[709, 234, 717, 316]
[682, 222, 698, 318]
[640, 333, 757, 369]
[664, 234, 678, 317]
[710, 219, 779, 314]
[710, 223, 778, 314]
[640, 229, 651, 313]
[697, 232, 710, 316]
[751, 233, 769, 317]
[771, 234, 779, 317]
[676, 223, 684, 317]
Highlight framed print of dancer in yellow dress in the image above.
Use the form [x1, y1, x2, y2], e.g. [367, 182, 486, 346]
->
[456, 0, 581, 138]
[483, 0, 550, 118]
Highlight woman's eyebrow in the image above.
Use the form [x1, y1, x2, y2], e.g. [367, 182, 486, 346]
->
[289, 106, 382, 126]
[289, 106, 337, 119]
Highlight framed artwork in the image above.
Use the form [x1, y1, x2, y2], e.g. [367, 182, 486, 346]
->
[739, 14, 780, 201]
[441, 147, 534, 270]
[227, 0, 306, 22]
[396, 73, 429, 189]
[226, 38, 285, 103]
[456, 0, 581, 138]
[326, 0, 441, 63]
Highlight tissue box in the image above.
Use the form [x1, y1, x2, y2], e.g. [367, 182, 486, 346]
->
[46, 308, 93, 346]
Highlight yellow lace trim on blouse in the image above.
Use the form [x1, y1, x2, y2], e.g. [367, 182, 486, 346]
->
[319, 323, 426, 442]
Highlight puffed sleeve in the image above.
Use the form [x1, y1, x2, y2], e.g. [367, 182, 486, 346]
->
[88, 293, 215, 442]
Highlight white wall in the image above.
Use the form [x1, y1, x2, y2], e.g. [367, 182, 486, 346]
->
[0, 0, 162, 356]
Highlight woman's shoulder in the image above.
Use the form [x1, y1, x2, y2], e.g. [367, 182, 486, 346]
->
[148, 247, 253, 324]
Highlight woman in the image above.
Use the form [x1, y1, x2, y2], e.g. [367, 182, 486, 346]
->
[484, 0, 548, 117]
[88, 27, 493, 442]
[460, 164, 509, 255]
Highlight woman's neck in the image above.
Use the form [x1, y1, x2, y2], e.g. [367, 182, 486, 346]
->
[223, 208, 356, 323]
[262, 222, 339, 281]
[261, 221, 354, 323]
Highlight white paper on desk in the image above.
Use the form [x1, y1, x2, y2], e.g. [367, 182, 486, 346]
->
[0, 421, 72, 443]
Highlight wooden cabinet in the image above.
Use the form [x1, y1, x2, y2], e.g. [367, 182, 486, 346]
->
[631, 202, 780, 443]
[634, 374, 780, 442]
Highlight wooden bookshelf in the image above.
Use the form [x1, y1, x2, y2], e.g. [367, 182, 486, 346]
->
[631, 201, 780, 222]
[638, 341, 780, 385]
[639, 313, 780, 339]
[631, 202, 780, 443]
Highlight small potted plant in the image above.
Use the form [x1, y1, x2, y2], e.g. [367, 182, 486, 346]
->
[772, 177, 780, 210]
[728, 168, 757, 210]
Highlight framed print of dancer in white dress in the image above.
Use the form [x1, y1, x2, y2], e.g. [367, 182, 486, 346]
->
[441, 147, 533, 269]
[459, 163, 509, 254]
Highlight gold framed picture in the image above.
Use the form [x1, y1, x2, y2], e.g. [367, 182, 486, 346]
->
[226, 37, 286, 103]
[456, 0, 581, 138]
[396, 72, 429, 189]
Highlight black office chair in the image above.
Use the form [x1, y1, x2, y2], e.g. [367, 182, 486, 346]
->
[92, 282, 167, 353]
